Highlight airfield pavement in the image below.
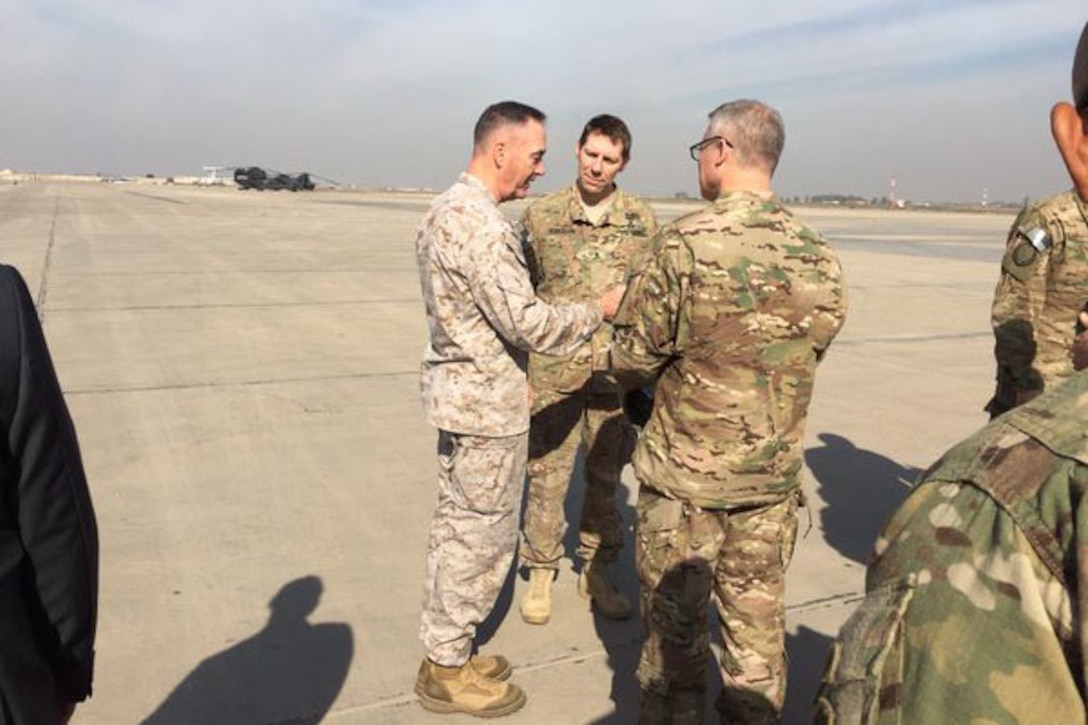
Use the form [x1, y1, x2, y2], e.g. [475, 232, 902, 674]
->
[0, 181, 1016, 723]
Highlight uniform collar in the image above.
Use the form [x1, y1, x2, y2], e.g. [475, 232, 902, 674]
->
[459, 172, 497, 204]
[714, 189, 777, 204]
[566, 182, 624, 226]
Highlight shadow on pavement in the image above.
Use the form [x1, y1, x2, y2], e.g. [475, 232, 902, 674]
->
[585, 475, 642, 724]
[141, 575, 352, 725]
[476, 558, 518, 647]
[805, 433, 919, 564]
[781, 625, 835, 724]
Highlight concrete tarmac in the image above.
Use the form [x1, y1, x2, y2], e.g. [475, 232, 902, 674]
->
[0, 182, 1015, 723]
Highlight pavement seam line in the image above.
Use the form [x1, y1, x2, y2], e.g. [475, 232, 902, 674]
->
[45, 298, 421, 312]
[36, 196, 60, 322]
[64, 370, 419, 395]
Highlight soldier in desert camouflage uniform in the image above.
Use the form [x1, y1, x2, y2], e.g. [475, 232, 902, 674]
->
[413, 101, 626, 718]
[518, 114, 658, 626]
[986, 22, 1088, 418]
[611, 100, 847, 723]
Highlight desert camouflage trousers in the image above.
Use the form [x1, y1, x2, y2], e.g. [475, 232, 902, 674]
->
[420, 430, 528, 666]
[520, 380, 635, 570]
[636, 485, 799, 724]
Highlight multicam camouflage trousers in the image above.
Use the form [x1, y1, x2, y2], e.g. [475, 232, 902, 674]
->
[636, 486, 799, 724]
[420, 430, 528, 666]
[520, 381, 634, 570]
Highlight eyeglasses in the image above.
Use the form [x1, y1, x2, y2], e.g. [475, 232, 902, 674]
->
[689, 136, 733, 161]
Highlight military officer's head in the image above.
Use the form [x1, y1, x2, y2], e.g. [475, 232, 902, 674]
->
[574, 114, 632, 205]
[689, 99, 784, 201]
[1053, 22, 1088, 201]
[469, 101, 548, 203]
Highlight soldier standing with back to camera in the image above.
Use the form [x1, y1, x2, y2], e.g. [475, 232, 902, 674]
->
[987, 23, 1088, 418]
[518, 114, 658, 626]
[611, 100, 847, 723]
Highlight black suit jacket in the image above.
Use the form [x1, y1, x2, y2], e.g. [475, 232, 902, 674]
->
[0, 265, 97, 721]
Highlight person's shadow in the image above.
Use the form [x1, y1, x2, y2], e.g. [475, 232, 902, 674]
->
[584, 472, 641, 725]
[806, 433, 920, 564]
[141, 575, 353, 724]
[781, 625, 835, 723]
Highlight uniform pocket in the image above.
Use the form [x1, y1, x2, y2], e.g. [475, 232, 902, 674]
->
[447, 434, 525, 515]
[636, 490, 685, 566]
[814, 581, 913, 724]
[638, 490, 684, 534]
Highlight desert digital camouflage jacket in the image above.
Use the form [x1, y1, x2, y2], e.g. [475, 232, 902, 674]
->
[416, 173, 603, 437]
[521, 184, 657, 392]
[989, 190, 1088, 412]
[816, 370, 1088, 724]
[611, 191, 846, 509]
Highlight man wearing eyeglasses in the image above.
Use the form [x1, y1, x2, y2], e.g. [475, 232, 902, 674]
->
[414, 101, 626, 718]
[986, 23, 1088, 420]
[610, 99, 847, 723]
[517, 114, 657, 627]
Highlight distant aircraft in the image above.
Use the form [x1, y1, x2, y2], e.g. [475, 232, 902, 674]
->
[233, 167, 316, 192]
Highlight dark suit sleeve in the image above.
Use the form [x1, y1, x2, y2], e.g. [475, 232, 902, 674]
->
[0, 265, 98, 701]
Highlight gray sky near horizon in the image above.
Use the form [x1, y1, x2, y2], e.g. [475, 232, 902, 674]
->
[2, 1, 1084, 203]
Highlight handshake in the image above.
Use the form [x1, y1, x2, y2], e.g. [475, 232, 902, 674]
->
[599, 285, 626, 321]
[593, 283, 655, 428]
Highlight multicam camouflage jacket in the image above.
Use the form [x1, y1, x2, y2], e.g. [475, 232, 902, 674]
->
[816, 370, 1088, 724]
[416, 173, 603, 437]
[610, 191, 847, 509]
[521, 184, 657, 392]
[988, 190, 1088, 416]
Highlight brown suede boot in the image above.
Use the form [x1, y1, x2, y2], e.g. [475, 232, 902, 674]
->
[415, 658, 526, 717]
[519, 568, 553, 625]
[578, 561, 633, 620]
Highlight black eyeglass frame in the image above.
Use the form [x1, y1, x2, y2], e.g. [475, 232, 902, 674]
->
[688, 136, 733, 161]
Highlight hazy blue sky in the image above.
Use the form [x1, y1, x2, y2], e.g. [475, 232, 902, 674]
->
[2, 1, 1084, 202]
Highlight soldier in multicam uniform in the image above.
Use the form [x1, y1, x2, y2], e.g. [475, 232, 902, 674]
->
[986, 22, 1088, 418]
[610, 99, 847, 723]
[816, 372, 1088, 723]
[817, 23, 1088, 724]
[518, 114, 658, 626]
[413, 101, 626, 718]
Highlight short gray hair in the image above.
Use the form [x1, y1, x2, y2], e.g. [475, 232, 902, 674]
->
[707, 100, 785, 174]
[474, 101, 546, 150]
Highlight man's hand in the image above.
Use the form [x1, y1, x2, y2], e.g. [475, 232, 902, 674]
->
[1014, 387, 1042, 407]
[1074, 311, 1088, 371]
[622, 387, 655, 428]
[599, 285, 627, 321]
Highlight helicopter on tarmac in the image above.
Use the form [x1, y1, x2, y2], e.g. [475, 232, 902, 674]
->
[233, 166, 317, 192]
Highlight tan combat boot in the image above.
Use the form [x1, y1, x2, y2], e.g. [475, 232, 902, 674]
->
[415, 658, 526, 717]
[519, 568, 553, 625]
[471, 653, 512, 681]
[578, 561, 633, 620]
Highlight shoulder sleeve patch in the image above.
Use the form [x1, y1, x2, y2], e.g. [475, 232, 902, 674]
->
[1002, 226, 1052, 281]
